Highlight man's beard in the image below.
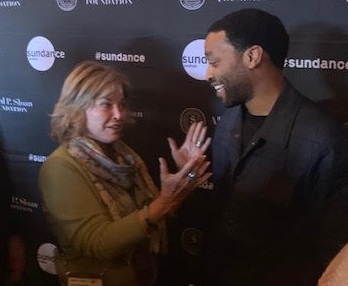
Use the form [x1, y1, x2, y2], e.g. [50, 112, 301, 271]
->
[223, 81, 253, 108]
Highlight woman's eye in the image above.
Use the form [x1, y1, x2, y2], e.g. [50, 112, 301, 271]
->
[101, 100, 111, 105]
[99, 102, 111, 108]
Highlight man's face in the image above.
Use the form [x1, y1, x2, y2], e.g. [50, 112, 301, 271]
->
[205, 30, 252, 107]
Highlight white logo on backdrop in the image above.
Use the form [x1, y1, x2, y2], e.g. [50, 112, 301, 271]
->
[56, 0, 77, 11]
[180, 0, 205, 10]
[26, 36, 65, 71]
[85, 0, 133, 5]
[182, 39, 207, 81]
[37, 243, 58, 275]
[284, 58, 348, 70]
[11, 196, 38, 213]
[0, 1, 21, 7]
[0, 96, 33, 113]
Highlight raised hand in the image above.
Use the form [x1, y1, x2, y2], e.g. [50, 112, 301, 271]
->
[167, 121, 212, 169]
[146, 155, 212, 221]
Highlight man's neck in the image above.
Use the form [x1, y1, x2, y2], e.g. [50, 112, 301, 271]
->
[245, 73, 284, 116]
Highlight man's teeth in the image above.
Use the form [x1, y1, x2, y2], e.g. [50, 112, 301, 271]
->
[214, 84, 224, 91]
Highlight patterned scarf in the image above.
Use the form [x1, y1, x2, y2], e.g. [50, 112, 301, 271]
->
[67, 137, 167, 254]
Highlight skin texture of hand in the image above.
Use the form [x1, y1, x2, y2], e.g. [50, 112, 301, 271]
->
[147, 155, 212, 223]
[167, 122, 212, 170]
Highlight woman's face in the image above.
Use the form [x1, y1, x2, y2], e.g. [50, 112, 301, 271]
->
[85, 85, 127, 144]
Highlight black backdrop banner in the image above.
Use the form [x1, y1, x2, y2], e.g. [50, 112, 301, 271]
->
[1, 1, 348, 285]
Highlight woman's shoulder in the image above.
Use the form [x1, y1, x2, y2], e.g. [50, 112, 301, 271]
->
[41, 145, 80, 172]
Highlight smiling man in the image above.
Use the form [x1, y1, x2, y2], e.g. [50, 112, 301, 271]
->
[201, 8, 348, 286]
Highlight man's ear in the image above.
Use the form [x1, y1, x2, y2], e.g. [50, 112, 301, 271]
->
[243, 45, 263, 69]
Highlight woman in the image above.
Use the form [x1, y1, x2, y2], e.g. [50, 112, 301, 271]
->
[39, 61, 211, 286]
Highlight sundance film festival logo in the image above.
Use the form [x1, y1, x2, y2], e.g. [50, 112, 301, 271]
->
[284, 57, 348, 70]
[180, 108, 207, 134]
[180, 0, 205, 10]
[181, 228, 204, 255]
[29, 153, 48, 163]
[27, 36, 65, 71]
[56, 0, 77, 11]
[182, 39, 207, 81]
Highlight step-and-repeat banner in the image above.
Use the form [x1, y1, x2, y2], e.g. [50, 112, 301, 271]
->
[1, 1, 348, 285]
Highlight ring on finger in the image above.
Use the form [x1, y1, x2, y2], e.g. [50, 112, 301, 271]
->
[187, 171, 196, 180]
[195, 140, 203, 147]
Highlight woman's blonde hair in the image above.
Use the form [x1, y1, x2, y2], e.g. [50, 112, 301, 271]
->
[51, 61, 131, 144]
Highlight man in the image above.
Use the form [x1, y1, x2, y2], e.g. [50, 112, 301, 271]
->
[202, 8, 348, 286]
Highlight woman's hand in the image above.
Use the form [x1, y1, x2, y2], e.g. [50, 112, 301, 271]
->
[167, 122, 211, 170]
[147, 155, 212, 223]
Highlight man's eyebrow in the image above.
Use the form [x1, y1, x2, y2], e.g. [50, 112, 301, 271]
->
[205, 51, 212, 57]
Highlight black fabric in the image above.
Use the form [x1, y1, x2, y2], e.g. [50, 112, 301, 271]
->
[0, 134, 13, 285]
[241, 105, 266, 152]
[203, 79, 348, 286]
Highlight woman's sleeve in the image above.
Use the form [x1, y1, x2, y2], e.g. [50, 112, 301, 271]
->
[39, 155, 148, 261]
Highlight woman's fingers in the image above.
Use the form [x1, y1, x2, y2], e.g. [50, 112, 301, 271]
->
[184, 122, 198, 145]
[186, 121, 207, 146]
[201, 137, 211, 153]
[167, 137, 178, 153]
[179, 155, 205, 179]
[160, 154, 211, 201]
[159, 157, 169, 179]
[191, 123, 211, 151]
[191, 121, 203, 143]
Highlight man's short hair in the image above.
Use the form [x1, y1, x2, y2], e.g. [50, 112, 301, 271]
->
[207, 8, 289, 69]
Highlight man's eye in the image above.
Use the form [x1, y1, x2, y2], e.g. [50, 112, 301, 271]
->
[209, 61, 218, 67]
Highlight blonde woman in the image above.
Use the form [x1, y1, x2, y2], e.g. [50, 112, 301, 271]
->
[39, 61, 211, 286]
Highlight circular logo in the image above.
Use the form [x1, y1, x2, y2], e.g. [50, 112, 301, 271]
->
[180, 0, 205, 10]
[180, 108, 207, 134]
[182, 39, 207, 81]
[181, 227, 204, 255]
[37, 243, 57, 275]
[57, 0, 77, 11]
[27, 36, 56, 71]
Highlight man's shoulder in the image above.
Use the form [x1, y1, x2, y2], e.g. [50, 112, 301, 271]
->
[292, 96, 348, 147]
